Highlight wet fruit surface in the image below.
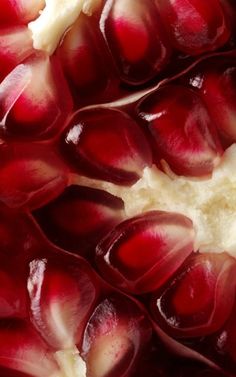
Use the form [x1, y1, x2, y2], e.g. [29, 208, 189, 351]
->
[1, 1, 236, 377]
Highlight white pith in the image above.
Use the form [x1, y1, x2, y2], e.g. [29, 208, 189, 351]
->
[54, 348, 87, 377]
[73, 144, 236, 259]
[28, 0, 101, 54]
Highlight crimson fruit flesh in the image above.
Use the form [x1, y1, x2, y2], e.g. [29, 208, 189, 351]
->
[96, 211, 195, 294]
[34, 185, 125, 256]
[0, 1, 236, 377]
[137, 85, 223, 177]
[63, 107, 152, 185]
[156, 0, 230, 55]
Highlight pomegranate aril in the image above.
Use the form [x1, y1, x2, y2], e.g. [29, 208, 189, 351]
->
[81, 294, 152, 377]
[0, 203, 40, 257]
[209, 329, 236, 373]
[0, 55, 73, 139]
[34, 185, 125, 256]
[102, 0, 171, 85]
[0, 2, 235, 376]
[137, 85, 222, 177]
[58, 14, 112, 100]
[0, 26, 33, 82]
[0, 269, 27, 319]
[189, 57, 236, 144]
[63, 107, 152, 185]
[213, 300, 236, 369]
[0, 319, 58, 377]
[151, 253, 236, 338]
[27, 253, 100, 350]
[156, 0, 230, 55]
[0, 0, 44, 27]
[0, 142, 68, 210]
[96, 211, 195, 294]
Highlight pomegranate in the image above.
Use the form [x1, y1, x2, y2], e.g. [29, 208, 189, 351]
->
[0, 1, 236, 377]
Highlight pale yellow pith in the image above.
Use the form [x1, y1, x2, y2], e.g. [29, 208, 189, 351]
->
[54, 348, 87, 377]
[74, 144, 236, 259]
[28, 0, 101, 55]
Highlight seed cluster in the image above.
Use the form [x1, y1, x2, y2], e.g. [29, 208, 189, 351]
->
[0, 1, 236, 377]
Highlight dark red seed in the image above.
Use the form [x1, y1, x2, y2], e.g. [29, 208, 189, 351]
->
[189, 57, 236, 144]
[0, 26, 33, 82]
[96, 211, 194, 294]
[0, 55, 73, 139]
[28, 254, 100, 350]
[102, 0, 171, 84]
[156, 0, 230, 55]
[63, 107, 152, 185]
[0, 0, 44, 27]
[58, 14, 111, 99]
[0, 319, 58, 377]
[0, 142, 68, 209]
[151, 253, 236, 338]
[34, 185, 125, 256]
[137, 85, 222, 177]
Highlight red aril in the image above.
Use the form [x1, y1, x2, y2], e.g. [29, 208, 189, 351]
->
[81, 294, 152, 377]
[189, 57, 236, 145]
[0, 319, 58, 377]
[58, 14, 112, 100]
[0, 270, 27, 319]
[0, 26, 33, 82]
[27, 253, 100, 350]
[151, 253, 236, 338]
[0, 55, 73, 139]
[102, 0, 171, 84]
[96, 211, 195, 294]
[34, 185, 125, 256]
[0, 203, 39, 257]
[137, 85, 222, 177]
[0, 142, 68, 209]
[0, 0, 44, 27]
[63, 107, 152, 185]
[156, 0, 230, 55]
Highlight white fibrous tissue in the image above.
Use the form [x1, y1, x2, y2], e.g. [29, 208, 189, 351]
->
[28, 0, 101, 54]
[85, 144, 236, 259]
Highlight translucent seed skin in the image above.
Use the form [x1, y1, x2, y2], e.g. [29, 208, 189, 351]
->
[96, 211, 195, 294]
[137, 85, 223, 177]
[62, 107, 152, 185]
[156, 0, 231, 56]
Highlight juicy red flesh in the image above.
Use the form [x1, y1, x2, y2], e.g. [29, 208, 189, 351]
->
[58, 14, 113, 101]
[0, 142, 68, 209]
[137, 85, 223, 177]
[82, 294, 152, 377]
[102, 0, 171, 85]
[0, 319, 58, 377]
[62, 107, 152, 185]
[188, 56, 236, 145]
[151, 253, 236, 338]
[150, 252, 236, 374]
[28, 253, 100, 349]
[0, 0, 44, 27]
[0, 26, 33, 82]
[96, 211, 194, 294]
[0, 2, 236, 377]
[0, 55, 73, 139]
[34, 185, 125, 256]
[156, 0, 230, 55]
